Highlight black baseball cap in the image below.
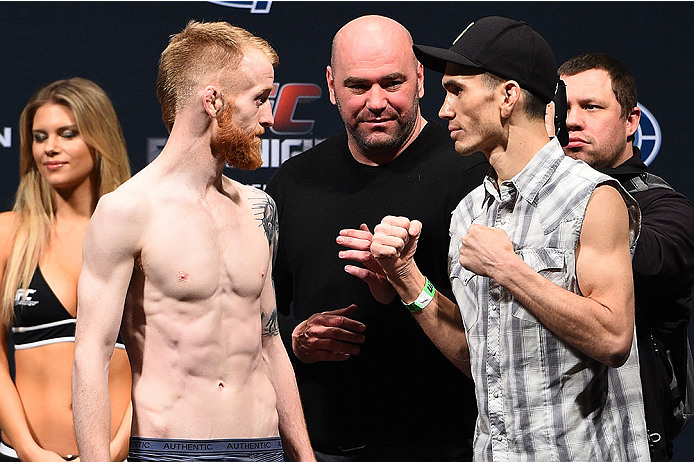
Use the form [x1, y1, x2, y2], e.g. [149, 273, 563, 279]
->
[413, 16, 557, 103]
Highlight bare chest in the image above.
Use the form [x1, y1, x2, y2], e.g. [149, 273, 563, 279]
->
[138, 201, 271, 303]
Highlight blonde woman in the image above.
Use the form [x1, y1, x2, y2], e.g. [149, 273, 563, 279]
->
[0, 78, 132, 462]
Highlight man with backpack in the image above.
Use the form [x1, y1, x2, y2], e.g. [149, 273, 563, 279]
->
[560, 52, 694, 461]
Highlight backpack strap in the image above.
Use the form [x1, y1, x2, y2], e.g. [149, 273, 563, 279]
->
[622, 172, 674, 194]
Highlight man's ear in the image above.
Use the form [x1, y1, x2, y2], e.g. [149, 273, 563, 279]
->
[326, 66, 337, 106]
[416, 62, 425, 99]
[625, 105, 641, 139]
[203, 86, 221, 118]
[500, 80, 521, 119]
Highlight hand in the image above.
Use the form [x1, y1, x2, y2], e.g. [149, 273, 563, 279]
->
[459, 224, 516, 278]
[337, 224, 397, 304]
[22, 447, 70, 462]
[370, 216, 422, 279]
[292, 304, 366, 364]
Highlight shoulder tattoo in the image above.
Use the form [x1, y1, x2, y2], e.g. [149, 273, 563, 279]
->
[251, 191, 279, 256]
[262, 308, 279, 337]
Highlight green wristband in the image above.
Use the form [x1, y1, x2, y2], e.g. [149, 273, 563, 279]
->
[402, 278, 436, 313]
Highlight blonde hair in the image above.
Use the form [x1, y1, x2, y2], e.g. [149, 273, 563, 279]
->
[157, 20, 279, 132]
[1, 78, 131, 325]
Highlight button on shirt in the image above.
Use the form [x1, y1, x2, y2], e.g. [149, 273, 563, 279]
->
[449, 139, 649, 461]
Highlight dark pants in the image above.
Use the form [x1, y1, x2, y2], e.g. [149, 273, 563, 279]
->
[306, 435, 473, 462]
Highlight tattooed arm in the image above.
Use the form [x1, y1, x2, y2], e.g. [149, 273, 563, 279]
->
[254, 191, 316, 462]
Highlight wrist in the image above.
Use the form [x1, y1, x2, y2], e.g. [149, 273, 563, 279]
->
[387, 262, 424, 302]
[401, 277, 436, 313]
[16, 443, 43, 462]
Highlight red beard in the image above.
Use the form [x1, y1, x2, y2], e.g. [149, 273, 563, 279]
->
[212, 103, 263, 171]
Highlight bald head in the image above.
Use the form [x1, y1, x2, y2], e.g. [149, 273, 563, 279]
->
[326, 15, 425, 164]
[331, 15, 416, 70]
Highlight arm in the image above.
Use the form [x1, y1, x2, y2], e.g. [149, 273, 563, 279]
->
[73, 193, 140, 462]
[108, 401, 132, 462]
[459, 184, 635, 367]
[631, 188, 694, 294]
[266, 180, 367, 364]
[263, 313, 316, 462]
[0, 213, 66, 462]
[370, 216, 471, 375]
[261, 275, 315, 461]
[267, 199, 365, 364]
[256, 191, 314, 461]
[0, 330, 68, 462]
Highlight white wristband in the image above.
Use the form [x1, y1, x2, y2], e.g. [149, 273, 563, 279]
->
[402, 278, 436, 313]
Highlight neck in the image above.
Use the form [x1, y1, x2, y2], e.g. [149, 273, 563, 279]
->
[613, 141, 635, 167]
[154, 114, 227, 193]
[52, 177, 97, 220]
[488, 121, 550, 184]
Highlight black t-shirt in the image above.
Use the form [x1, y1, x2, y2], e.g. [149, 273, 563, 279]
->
[266, 121, 488, 450]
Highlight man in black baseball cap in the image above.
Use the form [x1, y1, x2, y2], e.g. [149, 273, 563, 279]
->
[413, 16, 557, 103]
[370, 16, 650, 462]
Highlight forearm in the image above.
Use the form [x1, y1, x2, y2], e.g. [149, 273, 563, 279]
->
[633, 219, 694, 282]
[493, 254, 633, 367]
[279, 311, 301, 358]
[265, 338, 315, 462]
[0, 336, 46, 460]
[0, 373, 42, 460]
[386, 262, 471, 375]
[72, 352, 112, 462]
[109, 401, 132, 462]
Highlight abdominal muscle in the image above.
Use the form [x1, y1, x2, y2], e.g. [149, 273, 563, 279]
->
[8, 343, 131, 456]
[124, 297, 279, 439]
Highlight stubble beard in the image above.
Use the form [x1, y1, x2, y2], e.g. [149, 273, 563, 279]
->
[565, 138, 627, 170]
[338, 95, 419, 158]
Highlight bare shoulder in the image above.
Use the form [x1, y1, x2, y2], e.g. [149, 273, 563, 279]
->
[0, 211, 17, 239]
[224, 178, 278, 249]
[0, 211, 17, 264]
[586, 183, 628, 222]
[243, 184, 276, 219]
[86, 178, 154, 260]
[590, 182, 625, 205]
[92, 175, 152, 226]
[582, 182, 630, 246]
[226, 179, 272, 204]
[245, 184, 278, 245]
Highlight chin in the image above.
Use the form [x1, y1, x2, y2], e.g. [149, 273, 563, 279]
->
[453, 142, 478, 157]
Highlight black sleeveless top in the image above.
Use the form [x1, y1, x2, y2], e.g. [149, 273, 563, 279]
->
[12, 267, 125, 350]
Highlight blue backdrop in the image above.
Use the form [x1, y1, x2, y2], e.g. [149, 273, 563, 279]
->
[1, 2, 692, 459]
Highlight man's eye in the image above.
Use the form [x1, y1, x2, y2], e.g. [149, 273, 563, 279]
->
[385, 81, 403, 89]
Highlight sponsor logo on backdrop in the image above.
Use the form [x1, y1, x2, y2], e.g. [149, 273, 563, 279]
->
[208, 1, 272, 14]
[635, 103, 661, 166]
[147, 82, 324, 172]
[1, 127, 11, 148]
